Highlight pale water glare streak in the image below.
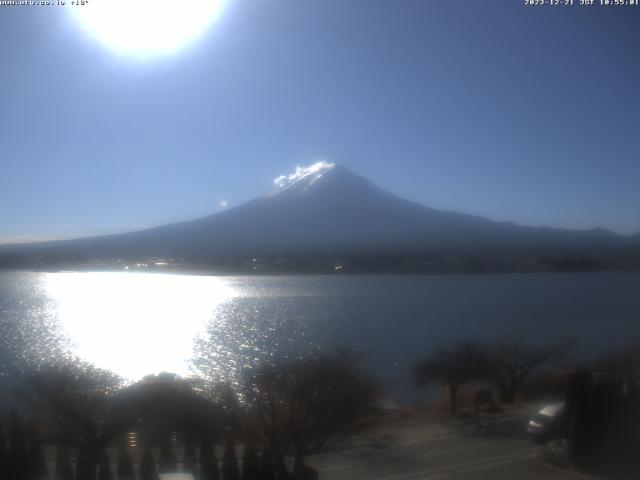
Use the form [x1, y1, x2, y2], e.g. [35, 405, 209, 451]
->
[43, 272, 237, 380]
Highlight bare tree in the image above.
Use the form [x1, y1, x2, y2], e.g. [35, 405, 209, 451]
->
[413, 340, 488, 413]
[484, 338, 568, 404]
[234, 353, 378, 472]
[25, 360, 133, 480]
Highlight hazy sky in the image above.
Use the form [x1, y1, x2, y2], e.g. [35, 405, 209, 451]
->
[1, 0, 639, 243]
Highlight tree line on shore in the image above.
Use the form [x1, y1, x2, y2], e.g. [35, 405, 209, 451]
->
[412, 337, 570, 412]
[0, 352, 378, 480]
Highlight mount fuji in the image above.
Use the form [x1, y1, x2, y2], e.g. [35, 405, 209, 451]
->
[1, 163, 638, 267]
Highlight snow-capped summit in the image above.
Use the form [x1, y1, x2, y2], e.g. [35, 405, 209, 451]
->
[273, 161, 336, 190]
[270, 162, 388, 201]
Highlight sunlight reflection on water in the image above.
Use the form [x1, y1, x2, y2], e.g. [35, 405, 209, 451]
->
[4, 270, 637, 401]
[43, 272, 237, 380]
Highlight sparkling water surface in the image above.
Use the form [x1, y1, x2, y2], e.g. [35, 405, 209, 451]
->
[1, 270, 639, 401]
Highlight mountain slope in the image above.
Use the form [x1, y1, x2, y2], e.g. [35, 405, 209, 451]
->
[2, 164, 638, 260]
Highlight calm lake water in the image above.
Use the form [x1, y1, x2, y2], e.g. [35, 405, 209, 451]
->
[2, 270, 639, 402]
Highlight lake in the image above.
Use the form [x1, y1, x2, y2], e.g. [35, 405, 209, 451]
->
[1, 270, 639, 402]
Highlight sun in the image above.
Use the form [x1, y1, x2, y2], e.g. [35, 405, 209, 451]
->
[70, 0, 226, 57]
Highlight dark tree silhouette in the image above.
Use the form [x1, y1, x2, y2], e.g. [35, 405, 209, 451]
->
[483, 339, 568, 403]
[123, 373, 224, 454]
[565, 347, 640, 477]
[139, 446, 157, 480]
[240, 443, 259, 480]
[54, 446, 75, 480]
[26, 361, 132, 480]
[198, 432, 220, 480]
[182, 436, 197, 477]
[27, 420, 49, 480]
[97, 451, 113, 480]
[235, 353, 377, 472]
[0, 422, 8, 480]
[158, 439, 177, 473]
[116, 443, 135, 480]
[413, 340, 487, 413]
[222, 439, 240, 480]
[8, 411, 30, 480]
[258, 449, 276, 480]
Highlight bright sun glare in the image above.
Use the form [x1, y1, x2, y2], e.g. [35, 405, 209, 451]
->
[70, 0, 225, 56]
[45, 272, 236, 380]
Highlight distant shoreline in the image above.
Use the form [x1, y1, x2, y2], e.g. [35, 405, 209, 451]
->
[2, 256, 639, 277]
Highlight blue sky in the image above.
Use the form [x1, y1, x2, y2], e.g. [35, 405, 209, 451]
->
[1, 0, 639, 243]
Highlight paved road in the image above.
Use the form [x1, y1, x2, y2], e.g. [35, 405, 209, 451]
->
[306, 410, 586, 480]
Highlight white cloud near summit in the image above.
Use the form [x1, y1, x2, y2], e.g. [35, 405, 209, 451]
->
[273, 161, 335, 189]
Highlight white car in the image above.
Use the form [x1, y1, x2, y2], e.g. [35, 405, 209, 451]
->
[527, 402, 565, 443]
